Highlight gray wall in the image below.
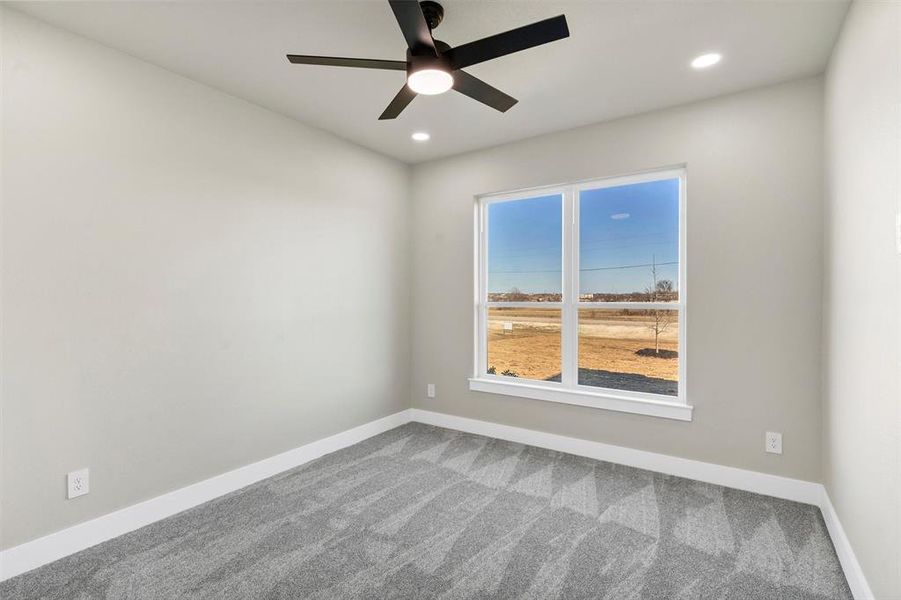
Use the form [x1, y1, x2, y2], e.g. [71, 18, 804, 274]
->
[0, 9, 411, 550]
[410, 78, 825, 482]
[823, 2, 901, 597]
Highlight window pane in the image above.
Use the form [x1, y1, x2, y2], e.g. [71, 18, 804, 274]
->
[579, 179, 679, 301]
[487, 307, 561, 382]
[487, 194, 562, 302]
[578, 308, 678, 396]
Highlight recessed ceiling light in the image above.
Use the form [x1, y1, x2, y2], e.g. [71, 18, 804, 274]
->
[411, 132, 430, 142]
[691, 53, 722, 69]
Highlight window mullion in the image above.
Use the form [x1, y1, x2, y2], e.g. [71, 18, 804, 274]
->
[561, 187, 578, 387]
[476, 200, 487, 377]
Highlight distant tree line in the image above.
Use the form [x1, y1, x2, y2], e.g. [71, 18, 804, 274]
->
[487, 288, 678, 303]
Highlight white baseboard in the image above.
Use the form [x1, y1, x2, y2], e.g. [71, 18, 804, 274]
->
[410, 409, 822, 505]
[819, 488, 875, 600]
[0, 409, 413, 582]
[2, 406, 872, 600]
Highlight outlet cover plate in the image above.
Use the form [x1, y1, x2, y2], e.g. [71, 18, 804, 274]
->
[67, 468, 90, 499]
[427, 384, 436, 398]
[765, 432, 783, 455]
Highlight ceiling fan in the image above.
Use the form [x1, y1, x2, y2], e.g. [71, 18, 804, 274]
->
[286, 0, 569, 120]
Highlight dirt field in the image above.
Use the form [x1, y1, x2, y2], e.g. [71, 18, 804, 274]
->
[486, 307, 678, 391]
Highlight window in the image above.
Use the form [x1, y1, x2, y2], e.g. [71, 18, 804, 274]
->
[471, 169, 690, 421]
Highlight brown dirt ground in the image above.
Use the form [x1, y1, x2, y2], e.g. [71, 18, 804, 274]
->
[487, 308, 678, 383]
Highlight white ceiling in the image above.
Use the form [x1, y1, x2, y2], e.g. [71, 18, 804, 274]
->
[11, 1, 849, 164]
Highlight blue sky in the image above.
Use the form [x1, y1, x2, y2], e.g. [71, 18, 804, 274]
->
[487, 179, 679, 295]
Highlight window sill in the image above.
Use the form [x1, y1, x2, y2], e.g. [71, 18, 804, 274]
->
[468, 378, 693, 421]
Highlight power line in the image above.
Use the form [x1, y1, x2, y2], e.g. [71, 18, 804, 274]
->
[581, 261, 677, 272]
[489, 269, 561, 274]
[489, 260, 677, 274]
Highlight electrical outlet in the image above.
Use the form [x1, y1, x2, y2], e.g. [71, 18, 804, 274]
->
[765, 432, 783, 455]
[427, 384, 436, 398]
[67, 468, 90, 499]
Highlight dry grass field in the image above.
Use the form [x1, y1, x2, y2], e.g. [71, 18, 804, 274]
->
[487, 307, 678, 393]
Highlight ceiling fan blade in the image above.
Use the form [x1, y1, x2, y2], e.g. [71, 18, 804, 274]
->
[286, 55, 407, 70]
[388, 0, 437, 55]
[452, 71, 517, 113]
[445, 15, 569, 70]
[379, 85, 417, 120]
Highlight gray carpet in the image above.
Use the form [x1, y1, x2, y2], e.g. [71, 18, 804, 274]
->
[1, 423, 851, 599]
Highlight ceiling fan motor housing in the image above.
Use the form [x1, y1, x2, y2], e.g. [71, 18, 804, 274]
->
[419, 1, 444, 30]
[406, 42, 451, 76]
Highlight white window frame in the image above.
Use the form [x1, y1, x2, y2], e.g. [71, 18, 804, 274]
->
[470, 167, 691, 421]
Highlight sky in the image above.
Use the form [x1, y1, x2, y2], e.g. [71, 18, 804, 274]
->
[487, 178, 679, 295]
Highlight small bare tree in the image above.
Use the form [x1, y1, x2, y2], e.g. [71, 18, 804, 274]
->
[507, 286, 528, 302]
[645, 256, 674, 355]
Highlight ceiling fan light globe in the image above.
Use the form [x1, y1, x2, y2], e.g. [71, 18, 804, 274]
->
[407, 69, 454, 95]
